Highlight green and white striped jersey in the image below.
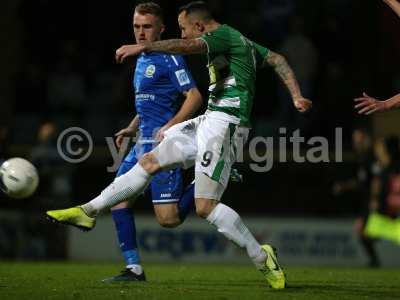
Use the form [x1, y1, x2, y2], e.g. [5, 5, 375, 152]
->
[200, 24, 269, 127]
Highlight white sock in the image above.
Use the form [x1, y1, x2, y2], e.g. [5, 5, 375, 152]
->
[126, 264, 143, 275]
[82, 164, 152, 216]
[206, 203, 267, 269]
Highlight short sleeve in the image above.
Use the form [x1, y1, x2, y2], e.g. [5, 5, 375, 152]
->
[168, 55, 196, 93]
[253, 42, 270, 68]
[200, 26, 232, 55]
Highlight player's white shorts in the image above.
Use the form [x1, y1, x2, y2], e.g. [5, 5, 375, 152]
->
[152, 111, 249, 200]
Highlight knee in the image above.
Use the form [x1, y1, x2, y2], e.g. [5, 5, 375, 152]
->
[111, 201, 130, 211]
[154, 204, 181, 228]
[157, 215, 181, 228]
[195, 199, 217, 219]
[139, 153, 160, 175]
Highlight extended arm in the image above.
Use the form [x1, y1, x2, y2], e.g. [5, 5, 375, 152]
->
[116, 39, 207, 63]
[264, 50, 312, 113]
[156, 88, 203, 141]
[144, 39, 207, 55]
[383, 0, 400, 18]
[114, 115, 139, 148]
[126, 115, 140, 132]
[354, 92, 400, 115]
[386, 94, 400, 109]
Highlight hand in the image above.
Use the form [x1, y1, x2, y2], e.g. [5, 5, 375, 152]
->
[114, 127, 136, 149]
[354, 92, 387, 115]
[155, 125, 170, 142]
[293, 97, 312, 113]
[115, 44, 146, 64]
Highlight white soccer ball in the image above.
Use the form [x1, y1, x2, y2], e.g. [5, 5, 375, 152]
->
[0, 158, 39, 199]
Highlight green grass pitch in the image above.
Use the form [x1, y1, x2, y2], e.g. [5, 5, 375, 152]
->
[0, 262, 399, 300]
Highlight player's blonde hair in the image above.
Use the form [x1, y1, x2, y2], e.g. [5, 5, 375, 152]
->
[135, 2, 164, 23]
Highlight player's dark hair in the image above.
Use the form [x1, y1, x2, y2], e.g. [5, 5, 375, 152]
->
[135, 2, 164, 23]
[179, 1, 213, 21]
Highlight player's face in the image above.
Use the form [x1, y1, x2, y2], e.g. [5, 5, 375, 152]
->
[352, 130, 369, 153]
[133, 12, 164, 44]
[178, 12, 204, 39]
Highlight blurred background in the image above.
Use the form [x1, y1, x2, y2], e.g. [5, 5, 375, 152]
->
[1, 0, 400, 266]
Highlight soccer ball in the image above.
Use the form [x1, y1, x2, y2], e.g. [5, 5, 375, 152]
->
[0, 158, 39, 199]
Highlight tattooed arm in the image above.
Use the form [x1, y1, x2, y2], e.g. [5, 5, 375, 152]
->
[144, 39, 207, 55]
[116, 39, 207, 63]
[264, 50, 312, 113]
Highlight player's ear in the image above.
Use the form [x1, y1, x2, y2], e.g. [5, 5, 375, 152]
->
[160, 24, 165, 35]
[195, 21, 205, 33]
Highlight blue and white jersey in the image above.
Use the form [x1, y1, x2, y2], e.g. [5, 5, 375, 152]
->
[134, 52, 196, 139]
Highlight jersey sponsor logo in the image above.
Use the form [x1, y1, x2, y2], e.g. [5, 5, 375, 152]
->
[175, 69, 190, 86]
[136, 93, 155, 101]
[145, 64, 156, 78]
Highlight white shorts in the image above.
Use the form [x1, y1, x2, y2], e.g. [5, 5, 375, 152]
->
[152, 111, 249, 199]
